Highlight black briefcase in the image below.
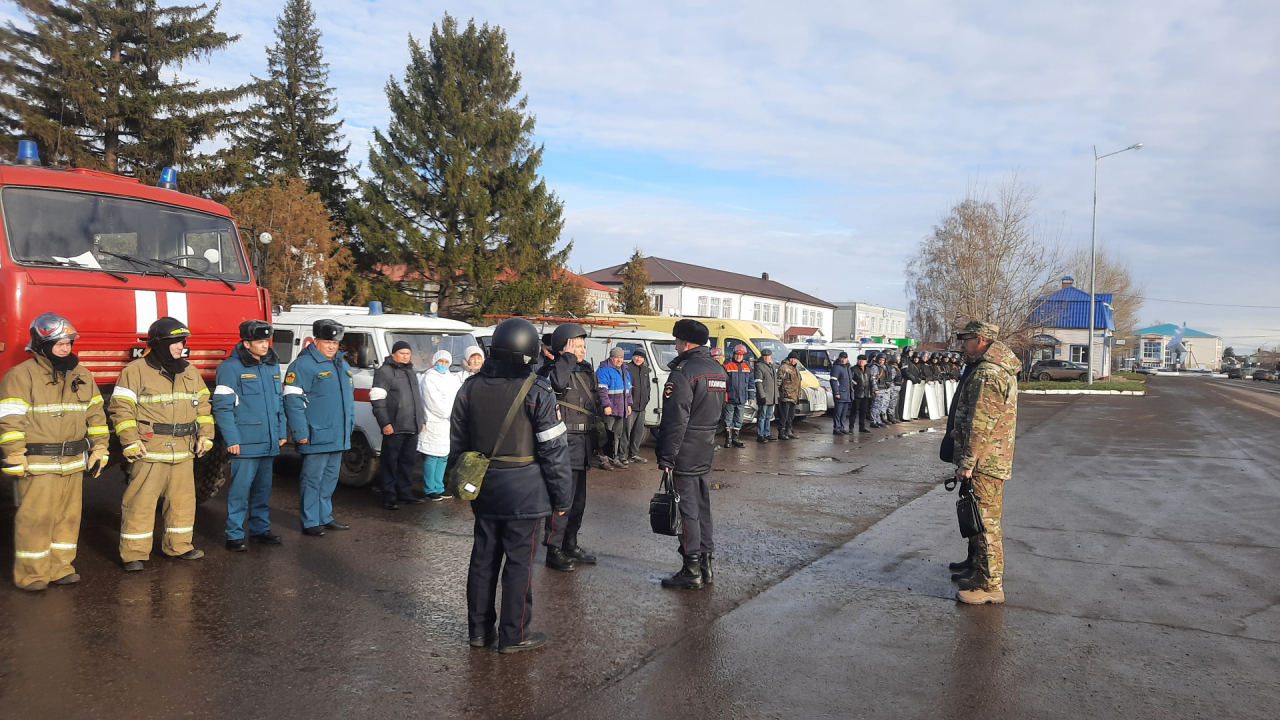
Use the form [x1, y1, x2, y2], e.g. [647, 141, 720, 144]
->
[649, 468, 683, 536]
[952, 477, 986, 539]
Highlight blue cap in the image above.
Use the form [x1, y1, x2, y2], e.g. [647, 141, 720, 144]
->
[16, 140, 40, 166]
[157, 167, 178, 190]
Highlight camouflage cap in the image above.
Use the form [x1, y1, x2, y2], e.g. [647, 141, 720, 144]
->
[957, 320, 999, 340]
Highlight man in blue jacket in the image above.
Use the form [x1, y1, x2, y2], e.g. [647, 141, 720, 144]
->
[721, 345, 754, 448]
[213, 320, 288, 551]
[283, 319, 356, 536]
[596, 347, 632, 466]
[830, 351, 852, 435]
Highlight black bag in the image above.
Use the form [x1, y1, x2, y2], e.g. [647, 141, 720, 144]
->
[946, 475, 986, 538]
[648, 468, 683, 536]
[939, 433, 955, 463]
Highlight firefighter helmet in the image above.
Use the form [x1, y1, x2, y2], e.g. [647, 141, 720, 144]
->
[26, 312, 78, 352]
[147, 316, 191, 347]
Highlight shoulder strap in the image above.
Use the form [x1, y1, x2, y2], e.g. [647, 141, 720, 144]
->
[489, 373, 538, 463]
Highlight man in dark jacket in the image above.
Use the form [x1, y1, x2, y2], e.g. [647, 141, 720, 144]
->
[624, 349, 652, 462]
[371, 341, 426, 510]
[213, 320, 288, 551]
[752, 348, 778, 442]
[850, 354, 873, 433]
[538, 323, 603, 571]
[656, 319, 727, 590]
[450, 318, 572, 653]
[830, 351, 852, 434]
[721, 345, 754, 448]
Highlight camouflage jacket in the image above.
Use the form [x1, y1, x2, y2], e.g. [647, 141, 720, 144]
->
[951, 340, 1019, 480]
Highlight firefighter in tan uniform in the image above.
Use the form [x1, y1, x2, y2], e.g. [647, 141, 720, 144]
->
[110, 317, 215, 571]
[1, 313, 110, 591]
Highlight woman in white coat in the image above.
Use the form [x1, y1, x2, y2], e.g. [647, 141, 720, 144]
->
[419, 350, 462, 501]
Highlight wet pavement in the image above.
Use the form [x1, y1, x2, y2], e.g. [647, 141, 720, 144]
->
[3, 378, 1278, 718]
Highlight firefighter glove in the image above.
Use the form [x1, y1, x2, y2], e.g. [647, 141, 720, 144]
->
[195, 437, 214, 458]
[122, 443, 147, 461]
[87, 446, 109, 477]
[3, 450, 26, 475]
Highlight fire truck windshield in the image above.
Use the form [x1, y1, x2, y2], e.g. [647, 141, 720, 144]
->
[2, 187, 249, 282]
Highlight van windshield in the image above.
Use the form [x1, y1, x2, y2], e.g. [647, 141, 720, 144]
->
[384, 331, 478, 372]
[751, 337, 790, 361]
[2, 187, 248, 281]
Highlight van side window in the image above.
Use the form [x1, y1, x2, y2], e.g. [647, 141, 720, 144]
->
[340, 332, 374, 368]
[274, 330, 295, 364]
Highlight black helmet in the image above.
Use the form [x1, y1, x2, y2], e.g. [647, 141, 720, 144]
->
[550, 322, 587, 353]
[491, 318, 540, 365]
[312, 319, 345, 342]
[239, 319, 274, 341]
[26, 312, 78, 352]
[147, 316, 191, 347]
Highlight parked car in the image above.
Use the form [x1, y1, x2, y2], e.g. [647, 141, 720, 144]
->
[1225, 366, 1244, 379]
[1135, 366, 1159, 376]
[1253, 369, 1276, 382]
[1029, 359, 1094, 382]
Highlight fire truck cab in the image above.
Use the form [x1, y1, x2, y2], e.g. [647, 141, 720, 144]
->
[271, 304, 477, 488]
[0, 143, 271, 501]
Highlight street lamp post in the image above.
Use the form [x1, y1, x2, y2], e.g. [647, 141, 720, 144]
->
[1089, 142, 1143, 385]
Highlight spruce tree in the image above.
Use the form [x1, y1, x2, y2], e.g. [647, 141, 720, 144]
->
[0, 0, 249, 195]
[350, 14, 570, 320]
[615, 248, 654, 314]
[236, 0, 351, 225]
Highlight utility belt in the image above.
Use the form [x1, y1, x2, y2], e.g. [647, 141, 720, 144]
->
[26, 439, 90, 456]
[142, 421, 199, 437]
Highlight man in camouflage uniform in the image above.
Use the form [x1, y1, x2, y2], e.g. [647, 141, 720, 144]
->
[948, 320, 1019, 604]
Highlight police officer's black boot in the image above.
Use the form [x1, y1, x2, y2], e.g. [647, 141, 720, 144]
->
[563, 535, 596, 565]
[700, 553, 714, 585]
[545, 546, 577, 572]
[661, 554, 705, 590]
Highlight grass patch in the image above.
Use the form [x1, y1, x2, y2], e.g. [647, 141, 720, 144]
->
[1021, 381, 1144, 391]
[1113, 371, 1148, 381]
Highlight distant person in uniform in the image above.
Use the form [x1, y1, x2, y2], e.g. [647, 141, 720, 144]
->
[721, 345, 754, 448]
[656, 319, 727, 590]
[449, 318, 572, 653]
[830, 351, 852, 435]
[948, 320, 1020, 605]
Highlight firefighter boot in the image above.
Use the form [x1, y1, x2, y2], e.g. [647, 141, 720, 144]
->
[700, 553, 714, 585]
[661, 554, 705, 590]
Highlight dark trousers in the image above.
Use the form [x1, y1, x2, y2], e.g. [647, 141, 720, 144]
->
[604, 415, 627, 460]
[675, 472, 713, 555]
[833, 400, 851, 432]
[855, 397, 872, 429]
[626, 410, 648, 457]
[778, 401, 797, 428]
[544, 468, 587, 548]
[379, 433, 419, 505]
[467, 517, 538, 647]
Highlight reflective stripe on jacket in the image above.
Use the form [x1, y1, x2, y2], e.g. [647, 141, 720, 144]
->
[0, 356, 108, 476]
[212, 344, 287, 457]
[109, 357, 213, 464]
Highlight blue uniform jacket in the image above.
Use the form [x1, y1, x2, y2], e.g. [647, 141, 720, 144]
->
[830, 362, 852, 401]
[283, 344, 355, 455]
[212, 344, 287, 458]
[722, 359, 756, 404]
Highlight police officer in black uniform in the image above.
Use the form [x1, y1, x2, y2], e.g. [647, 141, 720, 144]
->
[538, 322, 603, 572]
[656, 319, 727, 590]
[449, 318, 572, 654]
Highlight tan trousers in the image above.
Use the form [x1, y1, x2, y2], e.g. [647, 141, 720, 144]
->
[13, 472, 82, 588]
[119, 460, 195, 562]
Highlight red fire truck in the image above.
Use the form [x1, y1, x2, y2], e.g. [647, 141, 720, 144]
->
[0, 141, 271, 501]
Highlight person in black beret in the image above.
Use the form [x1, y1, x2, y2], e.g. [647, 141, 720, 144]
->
[656, 319, 726, 589]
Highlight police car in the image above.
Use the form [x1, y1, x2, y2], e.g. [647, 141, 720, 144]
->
[272, 303, 477, 487]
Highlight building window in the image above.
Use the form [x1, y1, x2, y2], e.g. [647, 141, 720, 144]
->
[709, 297, 720, 318]
[649, 293, 663, 313]
[596, 298, 608, 314]
[723, 299, 731, 318]
[1032, 346, 1053, 362]
[816, 311, 823, 329]
[1071, 345, 1090, 364]
[1143, 340, 1160, 359]
[698, 296, 708, 316]
[753, 302, 761, 321]
[771, 305, 779, 324]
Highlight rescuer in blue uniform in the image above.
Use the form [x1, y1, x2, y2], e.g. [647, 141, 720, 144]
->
[283, 319, 355, 536]
[212, 320, 288, 551]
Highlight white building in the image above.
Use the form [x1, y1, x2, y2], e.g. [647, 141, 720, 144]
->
[1131, 324, 1223, 370]
[583, 257, 835, 340]
[832, 302, 908, 342]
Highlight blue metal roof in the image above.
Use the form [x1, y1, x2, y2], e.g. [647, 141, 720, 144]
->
[1027, 286, 1115, 330]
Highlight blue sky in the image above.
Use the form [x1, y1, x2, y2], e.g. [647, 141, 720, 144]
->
[6, 1, 1277, 349]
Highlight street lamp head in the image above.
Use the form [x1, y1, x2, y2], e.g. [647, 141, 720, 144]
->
[1129, 142, 1144, 150]
[258, 232, 272, 245]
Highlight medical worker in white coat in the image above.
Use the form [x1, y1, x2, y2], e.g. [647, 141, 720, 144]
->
[419, 350, 462, 501]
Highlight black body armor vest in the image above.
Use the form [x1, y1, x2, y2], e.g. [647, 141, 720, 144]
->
[467, 377, 536, 468]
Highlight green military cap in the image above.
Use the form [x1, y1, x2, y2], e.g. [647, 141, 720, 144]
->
[956, 320, 999, 340]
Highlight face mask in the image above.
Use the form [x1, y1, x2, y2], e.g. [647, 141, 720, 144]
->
[434, 364, 449, 374]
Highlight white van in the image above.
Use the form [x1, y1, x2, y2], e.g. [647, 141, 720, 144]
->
[787, 340, 901, 410]
[272, 303, 477, 487]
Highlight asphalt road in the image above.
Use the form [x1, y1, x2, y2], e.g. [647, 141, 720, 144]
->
[2, 377, 1277, 719]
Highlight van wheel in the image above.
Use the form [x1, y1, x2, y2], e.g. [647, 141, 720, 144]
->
[339, 433, 377, 488]
[194, 432, 231, 504]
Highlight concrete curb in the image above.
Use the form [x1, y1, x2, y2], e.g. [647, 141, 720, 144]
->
[1020, 389, 1146, 395]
